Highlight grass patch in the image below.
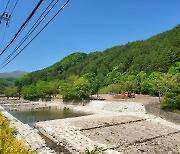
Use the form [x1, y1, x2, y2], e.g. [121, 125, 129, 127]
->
[172, 110, 180, 114]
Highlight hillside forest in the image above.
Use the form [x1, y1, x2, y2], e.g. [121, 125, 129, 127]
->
[2, 25, 180, 112]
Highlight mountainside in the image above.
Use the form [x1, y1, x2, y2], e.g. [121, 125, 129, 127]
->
[0, 78, 17, 93]
[20, 25, 180, 85]
[0, 71, 28, 78]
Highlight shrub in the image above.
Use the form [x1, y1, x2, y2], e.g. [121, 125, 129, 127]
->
[0, 113, 33, 154]
[80, 145, 104, 154]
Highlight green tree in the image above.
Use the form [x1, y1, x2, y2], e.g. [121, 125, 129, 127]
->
[104, 65, 121, 85]
[161, 73, 180, 110]
[4, 86, 18, 98]
[168, 62, 180, 75]
[83, 73, 96, 94]
[119, 74, 138, 92]
[59, 75, 79, 100]
[136, 71, 147, 93]
[74, 77, 91, 99]
[46, 80, 59, 97]
[59, 75, 91, 100]
[99, 84, 120, 94]
[59, 81, 74, 100]
[36, 80, 47, 98]
[22, 85, 37, 100]
[148, 72, 171, 102]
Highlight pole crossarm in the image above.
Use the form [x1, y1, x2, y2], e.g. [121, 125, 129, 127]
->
[0, 15, 10, 22]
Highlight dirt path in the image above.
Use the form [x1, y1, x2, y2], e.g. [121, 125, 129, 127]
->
[96, 94, 159, 105]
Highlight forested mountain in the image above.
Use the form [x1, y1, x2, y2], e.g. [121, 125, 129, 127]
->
[0, 78, 17, 94]
[0, 71, 28, 94]
[20, 25, 180, 86]
[0, 71, 28, 78]
[6, 25, 179, 111]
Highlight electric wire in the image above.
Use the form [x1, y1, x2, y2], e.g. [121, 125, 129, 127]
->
[4, 0, 11, 13]
[1, 0, 58, 66]
[9, 0, 19, 16]
[0, 0, 11, 32]
[7, 0, 15, 14]
[0, 0, 44, 56]
[0, 0, 71, 69]
[0, 0, 18, 51]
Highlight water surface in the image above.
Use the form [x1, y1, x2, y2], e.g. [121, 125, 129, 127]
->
[9, 107, 88, 124]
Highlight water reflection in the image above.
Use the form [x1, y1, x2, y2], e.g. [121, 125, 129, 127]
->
[9, 107, 88, 124]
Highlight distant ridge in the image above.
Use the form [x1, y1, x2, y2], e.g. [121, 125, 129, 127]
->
[0, 71, 28, 78]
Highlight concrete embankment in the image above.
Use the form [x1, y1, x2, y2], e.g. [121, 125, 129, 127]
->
[0, 105, 56, 154]
[1, 99, 180, 154]
[35, 101, 180, 154]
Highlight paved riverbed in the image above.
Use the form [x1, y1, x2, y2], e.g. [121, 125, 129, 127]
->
[35, 101, 180, 154]
[1, 99, 180, 153]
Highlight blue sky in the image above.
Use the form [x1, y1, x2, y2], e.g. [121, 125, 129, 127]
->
[0, 0, 179, 73]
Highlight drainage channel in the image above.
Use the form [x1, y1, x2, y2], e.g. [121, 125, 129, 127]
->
[38, 131, 71, 154]
[26, 121, 71, 154]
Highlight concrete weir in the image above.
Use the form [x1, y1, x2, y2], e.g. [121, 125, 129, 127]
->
[35, 101, 180, 154]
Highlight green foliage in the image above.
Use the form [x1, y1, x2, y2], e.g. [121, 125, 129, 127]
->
[0, 113, 33, 154]
[14, 25, 180, 111]
[161, 73, 180, 110]
[80, 145, 104, 154]
[22, 85, 37, 101]
[22, 80, 60, 100]
[99, 84, 120, 94]
[17, 25, 180, 87]
[119, 74, 138, 92]
[74, 77, 91, 99]
[59, 75, 91, 100]
[82, 73, 100, 94]
[168, 62, 180, 75]
[11, 127, 18, 137]
[4, 86, 18, 97]
[104, 66, 121, 85]
[0, 78, 16, 94]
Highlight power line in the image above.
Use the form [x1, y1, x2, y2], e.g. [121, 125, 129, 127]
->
[4, 0, 11, 13]
[1, 0, 58, 66]
[7, 0, 15, 13]
[0, 0, 18, 49]
[0, 0, 71, 69]
[0, 0, 44, 56]
[0, 0, 19, 27]
[9, 0, 19, 17]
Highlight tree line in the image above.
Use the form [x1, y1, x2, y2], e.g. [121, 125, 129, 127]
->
[2, 25, 180, 112]
[4, 62, 180, 112]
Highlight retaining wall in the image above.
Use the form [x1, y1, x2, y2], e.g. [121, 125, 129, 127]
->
[145, 104, 180, 124]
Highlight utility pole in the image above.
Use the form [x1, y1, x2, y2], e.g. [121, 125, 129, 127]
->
[0, 13, 11, 26]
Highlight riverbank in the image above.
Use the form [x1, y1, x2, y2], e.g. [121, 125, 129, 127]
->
[0, 107, 56, 154]
[1, 97, 180, 153]
[35, 100, 180, 153]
